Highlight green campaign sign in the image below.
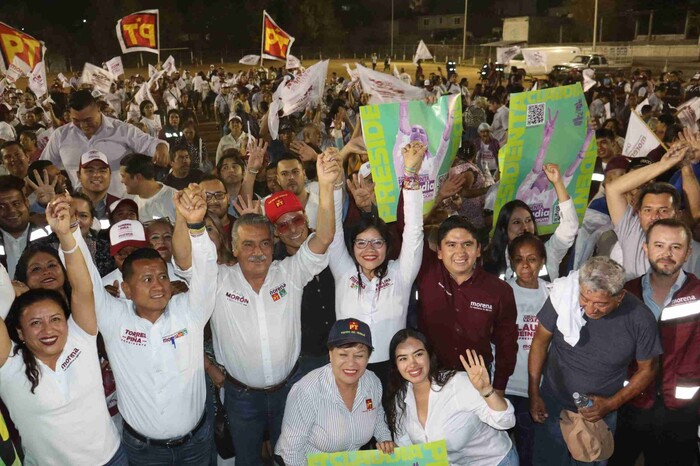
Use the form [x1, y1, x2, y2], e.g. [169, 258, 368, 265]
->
[494, 83, 597, 235]
[307, 439, 449, 465]
[360, 95, 463, 222]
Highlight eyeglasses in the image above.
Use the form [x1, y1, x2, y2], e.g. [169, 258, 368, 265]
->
[276, 215, 306, 234]
[353, 238, 386, 249]
[205, 191, 227, 201]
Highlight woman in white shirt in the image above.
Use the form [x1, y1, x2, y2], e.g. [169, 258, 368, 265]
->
[0, 197, 125, 465]
[139, 100, 162, 137]
[329, 142, 426, 383]
[385, 329, 518, 466]
[505, 233, 549, 466]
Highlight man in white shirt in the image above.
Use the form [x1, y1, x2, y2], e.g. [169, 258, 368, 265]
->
[173, 148, 340, 466]
[489, 96, 509, 147]
[40, 90, 170, 198]
[215, 114, 248, 163]
[63, 185, 218, 465]
[119, 154, 177, 223]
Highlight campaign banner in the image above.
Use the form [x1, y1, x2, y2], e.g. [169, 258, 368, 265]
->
[263, 11, 294, 61]
[28, 60, 47, 97]
[239, 55, 260, 66]
[116, 10, 159, 54]
[494, 83, 597, 235]
[106, 56, 124, 77]
[0, 22, 44, 73]
[497, 45, 521, 65]
[80, 62, 115, 94]
[355, 63, 428, 105]
[623, 111, 663, 158]
[522, 49, 548, 72]
[676, 96, 700, 131]
[162, 55, 177, 75]
[360, 94, 462, 222]
[307, 440, 448, 466]
[4, 55, 31, 83]
[286, 54, 301, 69]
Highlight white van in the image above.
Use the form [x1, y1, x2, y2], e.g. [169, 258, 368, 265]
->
[508, 46, 581, 75]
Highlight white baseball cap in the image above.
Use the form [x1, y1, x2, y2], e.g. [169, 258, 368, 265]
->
[80, 150, 109, 168]
[109, 219, 148, 256]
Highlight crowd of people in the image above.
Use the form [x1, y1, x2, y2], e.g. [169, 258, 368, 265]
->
[0, 53, 698, 466]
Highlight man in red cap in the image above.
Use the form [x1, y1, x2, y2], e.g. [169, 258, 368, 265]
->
[265, 189, 337, 375]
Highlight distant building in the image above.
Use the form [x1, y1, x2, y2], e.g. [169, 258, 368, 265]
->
[416, 14, 464, 32]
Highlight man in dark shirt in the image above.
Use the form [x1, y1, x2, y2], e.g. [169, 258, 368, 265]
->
[529, 256, 662, 466]
[163, 146, 203, 191]
[264, 190, 335, 375]
[417, 215, 518, 397]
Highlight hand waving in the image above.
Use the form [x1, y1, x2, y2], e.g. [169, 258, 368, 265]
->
[25, 169, 57, 207]
[347, 173, 376, 212]
[459, 349, 491, 393]
[290, 140, 319, 162]
[45, 193, 72, 237]
[247, 139, 269, 172]
[233, 195, 262, 216]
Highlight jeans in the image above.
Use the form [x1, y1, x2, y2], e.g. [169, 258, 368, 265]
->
[224, 366, 304, 466]
[104, 442, 128, 466]
[506, 395, 534, 466]
[496, 445, 520, 466]
[533, 387, 617, 466]
[121, 415, 213, 465]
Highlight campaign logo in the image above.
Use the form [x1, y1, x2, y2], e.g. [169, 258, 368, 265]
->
[470, 301, 493, 312]
[225, 291, 249, 306]
[349, 276, 367, 291]
[270, 283, 287, 302]
[60, 347, 82, 371]
[162, 328, 188, 348]
[365, 398, 374, 411]
[349, 321, 359, 331]
[121, 329, 147, 347]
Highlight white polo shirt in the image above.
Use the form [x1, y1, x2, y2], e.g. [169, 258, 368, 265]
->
[275, 364, 391, 466]
[101, 262, 188, 299]
[132, 183, 178, 223]
[40, 115, 165, 198]
[0, 318, 121, 465]
[211, 236, 328, 388]
[66, 228, 218, 439]
[329, 189, 424, 363]
[395, 373, 515, 466]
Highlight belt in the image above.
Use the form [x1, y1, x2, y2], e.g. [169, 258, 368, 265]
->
[123, 411, 206, 448]
[225, 360, 299, 393]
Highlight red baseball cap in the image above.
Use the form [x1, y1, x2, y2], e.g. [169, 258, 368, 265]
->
[264, 190, 303, 224]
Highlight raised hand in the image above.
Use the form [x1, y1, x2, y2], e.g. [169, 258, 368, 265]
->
[290, 140, 318, 162]
[26, 169, 58, 207]
[662, 141, 691, 167]
[437, 172, 466, 203]
[174, 184, 207, 224]
[45, 193, 73, 237]
[233, 195, 262, 216]
[543, 163, 562, 185]
[677, 128, 700, 163]
[247, 139, 269, 172]
[401, 141, 427, 174]
[347, 173, 375, 212]
[317, 147, 343, 187]
[459, 349, 491, 393]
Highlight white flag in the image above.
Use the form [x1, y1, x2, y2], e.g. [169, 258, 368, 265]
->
[522, 49, 547, 72]
[531, 80, 539, 91]
[604, 102, 612, 120]
[80, 62, 115, 94]
[635, 98, 650, 114]
[106, 57, 124, 77]
[57, 73, 71, 88]
[583, 69, 597, 92]
[286, 54, 301, 70]
[344, 63, 358, 82]
[5, 56, 31, 84]
[413, 40, 433, 64]
[148, 64, 157, 78]
[676, 97, 700, 131]
[623, 111, 662, 158]
[393, 65, 401, 79]
[162, 55, 177, 75]
[268, 60, 329, 139]
[239, 55, 261, 66]
[28, 61, 48, 98]
[356, 63, 428, 104]
[497, 46, 521, 65]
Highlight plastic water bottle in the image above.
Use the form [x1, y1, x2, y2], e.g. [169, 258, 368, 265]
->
[573, 392, 594, 409]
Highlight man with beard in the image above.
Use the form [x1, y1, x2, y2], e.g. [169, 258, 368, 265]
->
[611, 219, 700, 466]
[199, 174, 235, 246]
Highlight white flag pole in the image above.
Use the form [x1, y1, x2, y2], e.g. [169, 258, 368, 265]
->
[157, 9, 161, 65]
[260, 11, 266, 69]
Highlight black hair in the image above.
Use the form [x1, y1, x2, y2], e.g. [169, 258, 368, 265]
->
[663, 124, 683, 144]
[484, 200, 537, 275]
[436, 215, 481, 247]
[346, 215, 393, 296]
[276, 152, 303, 166]
[657, 113, 677, 127]
[67, 90, 96, 111]
[641, 105, 652, 114]
[139, 100, 153, 117]
[0, 175, 26, 196]
[327, 341, 373, 357]
[6, 289, 70, 393]
[0, 140, 23, 152]
[166, 108, 181, 120]
[507, 232, 547, 262]
[385, 329, 455, 440]
[216, 149, 245, 173]
[19, 130, 37, 143]
[14, 243, 73, 301]
[121, 247, 166, 282]
[26, 161, 55, 185]
[70, 191, 98, 220]
[645, 218, 691, 247]
[200, 173, 225, 185]
[595, 128, 615, 141]
[119, 153, 155, 180]
[637, 182, 681, 212]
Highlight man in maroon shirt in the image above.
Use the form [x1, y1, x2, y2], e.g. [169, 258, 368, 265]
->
[417, 215, 518, 396]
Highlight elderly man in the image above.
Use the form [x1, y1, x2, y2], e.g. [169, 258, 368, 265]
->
[173, 146, 339, 466]
[41, 90, 169, 198]
[473, 122, 500, 175]
[529, 256, 662, 466]
[611, 219, 700, 466]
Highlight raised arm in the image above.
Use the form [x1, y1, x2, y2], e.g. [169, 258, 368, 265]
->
[399, 101, 411, 136]
[397, 141, 426, 283]
[171, 190, 193, 271]
[47, 194, 97, 335]
[241, 139, 268, 201]
[606, 144, 688, 226]
[308, 148, 339, 254]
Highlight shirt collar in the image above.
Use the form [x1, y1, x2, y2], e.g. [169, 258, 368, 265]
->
[642, 268, 686, 294]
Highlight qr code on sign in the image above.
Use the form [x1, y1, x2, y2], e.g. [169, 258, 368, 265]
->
[526, 102, 546, 127]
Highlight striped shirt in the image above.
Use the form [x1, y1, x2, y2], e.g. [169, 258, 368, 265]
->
[275, 364, 391, 466]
